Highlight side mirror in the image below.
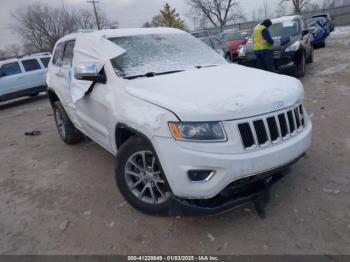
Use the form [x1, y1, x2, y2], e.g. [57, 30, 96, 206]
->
[302, 29, 309, 36]
[74, 63, 106, 83]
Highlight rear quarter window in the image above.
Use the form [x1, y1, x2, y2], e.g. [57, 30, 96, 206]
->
[40, 57, 50, 68]
[22, 59, 41, 72]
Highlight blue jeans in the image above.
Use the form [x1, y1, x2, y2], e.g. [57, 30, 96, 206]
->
[255, 50, 275, 72]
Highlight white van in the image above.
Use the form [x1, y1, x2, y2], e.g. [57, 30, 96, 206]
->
[47, 28, 312, 216]
[0, 53, 51, 102]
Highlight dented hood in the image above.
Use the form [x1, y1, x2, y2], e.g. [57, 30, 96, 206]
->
[125, 64, 304, 122]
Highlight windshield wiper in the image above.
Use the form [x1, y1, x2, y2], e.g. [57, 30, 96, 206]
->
[195, 65, 218, 69]
[125, 70, 184, 80]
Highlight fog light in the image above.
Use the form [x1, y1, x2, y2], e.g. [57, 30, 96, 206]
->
[188, 170, 215, 183]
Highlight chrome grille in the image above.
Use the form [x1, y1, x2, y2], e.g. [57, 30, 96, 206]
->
[273, 50, 282, 59]
[238, 104, 305, 150]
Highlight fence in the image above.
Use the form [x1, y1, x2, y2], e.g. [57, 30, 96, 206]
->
[196, 4, 350, 35]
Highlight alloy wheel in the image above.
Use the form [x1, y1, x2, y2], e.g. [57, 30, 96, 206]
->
[124, 151, 169, 204]
[55, 109, 66, 139]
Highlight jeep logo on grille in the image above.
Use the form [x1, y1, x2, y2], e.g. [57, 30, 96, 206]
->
[272, 101, 285, 110]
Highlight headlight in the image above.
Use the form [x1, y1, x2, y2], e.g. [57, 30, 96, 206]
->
[238, 45, 246, 57]
[285, 41, 300, 52]
[168, 122, 226, 142]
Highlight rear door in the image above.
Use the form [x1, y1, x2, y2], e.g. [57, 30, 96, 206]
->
[50, 41, 79, 125]
[38, 56, 50, 85]
[0, 62, 25, 97]
[20, 58, 44, 90]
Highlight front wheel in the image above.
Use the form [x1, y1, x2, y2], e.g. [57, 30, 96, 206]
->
[225, 53, 232, 62]
[306, 47, 314, 64]
[295, 53, 306, 78]
[115, 136, 172, 215]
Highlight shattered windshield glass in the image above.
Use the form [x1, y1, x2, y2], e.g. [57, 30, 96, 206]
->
[109, 33, 226, 78]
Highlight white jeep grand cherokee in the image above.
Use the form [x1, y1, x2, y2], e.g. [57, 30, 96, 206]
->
[47, 28, 312, 215]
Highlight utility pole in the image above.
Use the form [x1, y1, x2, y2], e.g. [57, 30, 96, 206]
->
[87, 0, 101, 30]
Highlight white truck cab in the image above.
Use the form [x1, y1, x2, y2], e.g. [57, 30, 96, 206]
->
[0, 53, 51, 102]
[47, 28, 312, 215]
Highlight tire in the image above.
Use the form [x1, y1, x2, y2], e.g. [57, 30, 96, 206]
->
[306, 47, 314, 64]
[295, 53, 306, 78]
[115, 136, 172, 215]
[53, 101, 84, 144]
[320, 41, 326, 48]
[224, 53, 232, 62]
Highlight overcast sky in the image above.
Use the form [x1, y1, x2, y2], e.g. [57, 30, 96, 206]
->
[0, 0, 286, 49]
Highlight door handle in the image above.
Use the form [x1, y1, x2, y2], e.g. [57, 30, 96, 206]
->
[56, 72, 64, 77]
[17, 76, 25, 79]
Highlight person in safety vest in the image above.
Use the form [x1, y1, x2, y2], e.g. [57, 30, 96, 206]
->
[253, 19, 275, 72]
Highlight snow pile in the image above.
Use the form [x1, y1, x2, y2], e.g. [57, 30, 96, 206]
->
[329, 26, 350, 40]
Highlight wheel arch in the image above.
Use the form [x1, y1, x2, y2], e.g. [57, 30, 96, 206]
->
[114, 122, 174, 194]
[115, 123, 153, 151]
[47, 88, 59, 106]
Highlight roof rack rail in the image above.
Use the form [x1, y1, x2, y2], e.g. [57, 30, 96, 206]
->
[22, 52, 51, 58]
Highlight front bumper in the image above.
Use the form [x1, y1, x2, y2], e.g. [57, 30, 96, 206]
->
[312, 34, 327, 45]
[238, 50, 300, 72]
[167, 154, 303, 216]
[153, 121, 312, 199]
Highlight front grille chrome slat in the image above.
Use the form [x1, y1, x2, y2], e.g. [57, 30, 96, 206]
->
[238, 104, 305, 150]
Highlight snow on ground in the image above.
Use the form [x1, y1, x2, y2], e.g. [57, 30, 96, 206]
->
[329, 26, 350, 39]
[327, 26, 350, 48]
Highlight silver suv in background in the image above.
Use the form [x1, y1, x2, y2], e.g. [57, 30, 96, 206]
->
[0, 53, 51, 102]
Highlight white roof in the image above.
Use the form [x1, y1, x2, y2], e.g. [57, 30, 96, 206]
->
[271, 15, 301, 24]
[0, 53, 51, 66]
[57, 27, 185, 44]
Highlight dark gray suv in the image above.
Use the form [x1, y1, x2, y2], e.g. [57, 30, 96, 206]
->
[238, 15, 314, 77]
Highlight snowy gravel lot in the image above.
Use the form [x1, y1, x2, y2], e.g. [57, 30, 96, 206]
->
[0, 27, 349, 255]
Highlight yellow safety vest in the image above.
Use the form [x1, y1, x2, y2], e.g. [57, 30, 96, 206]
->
[253, 24, 272, 51]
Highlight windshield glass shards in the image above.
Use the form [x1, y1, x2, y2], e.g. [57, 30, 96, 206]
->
[109, 33, 226, 78]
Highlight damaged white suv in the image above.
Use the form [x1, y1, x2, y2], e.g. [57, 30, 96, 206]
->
[47, 28, 312, 215]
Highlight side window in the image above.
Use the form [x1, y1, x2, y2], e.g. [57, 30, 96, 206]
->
[22, 59, 41, 72]
[53, 43, 65, 66]
[62, 40, 75, 67]
[0, 62, 22, 77]
[40, 57, 50, 68]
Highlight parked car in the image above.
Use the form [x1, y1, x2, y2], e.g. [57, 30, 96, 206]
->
[47, 28, 312, 215]
[310, 17, 330, 36]
[200, 36, 232, 61]
[238, 15, 314, 77]
[312, 13, 334, 32]
[221, 29, 251, 61]
[307, 18, 328, 48]
[191, 30, 210, 38]
[0, 53, 51, 102]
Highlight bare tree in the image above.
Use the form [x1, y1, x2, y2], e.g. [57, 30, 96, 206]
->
[187, 0, 244, 30]
[5, 44, 22, 57]
[11, 4, 118, 53]
[75, 8, 118, 30]
[279, 0, 312, 14]
[142, 15, 163, 28]
[262, 0, 270, 19]
[0, 49, 8, 60]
